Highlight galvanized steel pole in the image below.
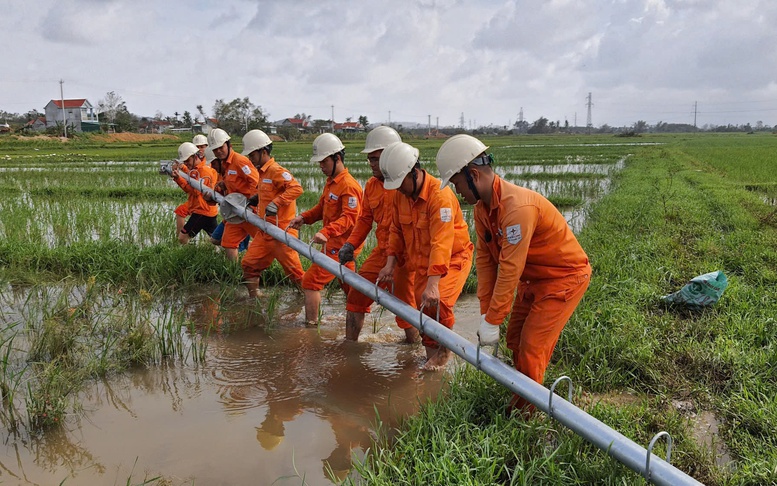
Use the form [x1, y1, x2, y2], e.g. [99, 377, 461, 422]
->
[172, 168, 703, 486]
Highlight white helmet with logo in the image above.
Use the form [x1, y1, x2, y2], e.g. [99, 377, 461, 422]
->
[207, 128, 231, 150]
[379, 142, 419, 190]
[192, 134, 208, 147]
[310, 133, 345, 163]
[361, 126, 401, 154]
[175, 142, 199, 163]
[241, 129, 273, 156]
[436, 134, 489, 187]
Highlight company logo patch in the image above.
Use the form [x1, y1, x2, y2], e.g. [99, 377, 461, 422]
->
[440, 207, 452, 223]
[328, 192, 339, 201]
[348, 196, 357, 209]
[506, 224, 522, 245]
[282, 172, 292, 181]
[241, 165, 252, 175]
[262, 178, 272, 184]
[227, 169, 238, 176]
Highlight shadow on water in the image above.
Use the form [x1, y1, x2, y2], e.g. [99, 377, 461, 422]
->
[1, 287, 485, 485]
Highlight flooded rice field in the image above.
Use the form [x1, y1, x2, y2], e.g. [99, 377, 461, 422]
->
[0, 282, 482, 485]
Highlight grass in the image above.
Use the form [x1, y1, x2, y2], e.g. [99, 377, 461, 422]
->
[350, 133, 777, 485]
[0, 277, 209, 432]
[4, 132, 776, 483]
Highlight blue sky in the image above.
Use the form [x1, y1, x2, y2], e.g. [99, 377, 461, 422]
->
[2, 0, 776, 128]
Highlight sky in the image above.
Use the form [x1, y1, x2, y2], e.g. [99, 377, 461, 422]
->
[2, 0, 776, 129]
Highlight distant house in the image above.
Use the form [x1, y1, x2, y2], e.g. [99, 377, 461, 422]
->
[139, 119, 173, 134]
[44, 99, 100, 132]
[333, 121, 361, 133]
[24, 117, 47, 132]
[274, 117, 311, 132]
[0, 121, 11, 134]
[192, 117, 219, 134]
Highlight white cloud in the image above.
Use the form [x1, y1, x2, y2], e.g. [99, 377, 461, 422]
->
[0, 0, 775, 127]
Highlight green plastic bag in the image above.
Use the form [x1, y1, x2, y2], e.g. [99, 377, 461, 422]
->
[661, 271, 728, 308]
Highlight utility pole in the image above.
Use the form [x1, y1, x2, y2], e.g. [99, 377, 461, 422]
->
[574, 112, 577, 128]
[436, 116, 439, 131]
[331, 105, 334, 132]
[459, 112, 465, 130]
[518, 107, 524, 133]
[693, 101, 698, 128]
[388, 110, 391, 127]
[60, 79, 67, 138]
[428, 114, 431, 136]
[586, 92, 593, 135]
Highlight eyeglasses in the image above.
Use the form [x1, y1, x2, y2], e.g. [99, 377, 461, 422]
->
[367, 156, 380, 163]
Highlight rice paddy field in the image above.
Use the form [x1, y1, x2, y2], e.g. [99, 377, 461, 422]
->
[0, 131, 775, 484]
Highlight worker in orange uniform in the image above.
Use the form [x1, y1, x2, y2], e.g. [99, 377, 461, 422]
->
[240, 129, 305, 296]
[337, 127, 419, 343]
[436, 134, 591, 415]
[193, 133, 209, 161]
[289, 133, 363, 327]
[207, 128, 260, 262]
[172, 134, 210, 235]
[169, 142, 219, 244]
[377, 142, 473, 370]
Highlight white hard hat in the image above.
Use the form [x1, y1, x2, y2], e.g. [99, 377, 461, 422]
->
[241, 129, 273, 156]
[192, 134, 208, 146]
[310, 133, 345, 163]
[435, 134, 489, 187]
[219, 192, 249, 224]
[361, 126, 401, 153]
[175, 142, 199, 163]
[207, 128, 231, 150]
[379, 142, 419, 190]
[204, 147, 216, 164]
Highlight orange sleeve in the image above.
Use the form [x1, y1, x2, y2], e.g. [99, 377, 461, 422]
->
[236, 159, 260, 195]
[320, 180, 361, 240]
[484, 204, 538, 325]
[302, 192, 324, 224]
[387, 193, 405, 259]
[475, 213, 498, 316]
[173, 174, 193, 194]
[346, 187, 374, 247]
[272, 169, 303, 208]
[426, 192, 456, 277]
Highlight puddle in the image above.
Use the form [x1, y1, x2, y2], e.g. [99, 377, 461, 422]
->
[0, 286, 482, 485]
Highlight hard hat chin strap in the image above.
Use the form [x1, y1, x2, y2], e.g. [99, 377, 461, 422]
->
[463, 166, 481, 202]
[410, 165, 424, 199]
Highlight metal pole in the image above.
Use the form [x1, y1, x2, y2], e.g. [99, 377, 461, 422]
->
[170, 167, 703, 486]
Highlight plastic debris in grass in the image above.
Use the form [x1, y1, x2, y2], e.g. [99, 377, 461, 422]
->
[662, 271, 728, 308]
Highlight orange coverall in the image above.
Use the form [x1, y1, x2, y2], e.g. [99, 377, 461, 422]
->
[344, 177, 415, 329]
[241, 157, 305, 284]
[300, 168, 363, 291]
[219, 150, 261, 249]
[475, 175, 591, 410]
[172, 160, 219, 218]
[388, 171, 473, 348]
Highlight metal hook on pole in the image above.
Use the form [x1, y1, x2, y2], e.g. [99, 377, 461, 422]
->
[645, 431, 673, 481]
[548, 376, 574, 419]
[418, 301, 440, 335]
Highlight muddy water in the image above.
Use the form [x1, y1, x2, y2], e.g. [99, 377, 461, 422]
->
[2, 289, 481, 485]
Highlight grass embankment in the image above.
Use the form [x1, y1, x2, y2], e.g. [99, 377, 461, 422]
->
[354, 134, 777, 485]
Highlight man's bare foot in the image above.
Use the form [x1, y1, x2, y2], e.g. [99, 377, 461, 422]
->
[305, 320, 319, 328]
[403, 327, 421, 344]
[422, 346, 451, 371]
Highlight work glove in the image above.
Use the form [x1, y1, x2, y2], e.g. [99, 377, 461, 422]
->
[265, 201, 278, 217]
[247, 194, 259, 207]
[338, 242, 355, 265]
[477, 315, 500, 345]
